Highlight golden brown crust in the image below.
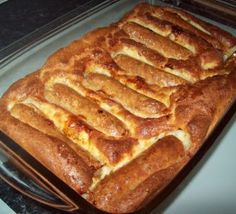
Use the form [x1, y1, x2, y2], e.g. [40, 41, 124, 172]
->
[122, 22, 192, 60]
[0, 102, 92, 194]
[82, 72, 167, 118]
[92, 136, 185, 213]
[114, 54, 188, 87]
[10, 103, 101, 171]
[45, 83, 128, 138]
[163, 6, 236, 49]
[91, 134, 138, 165]
[42, 27, 111, 70]
[104, 161, 186, 213]
[1, 72, 44, 102]
[0, 3, 236, 213]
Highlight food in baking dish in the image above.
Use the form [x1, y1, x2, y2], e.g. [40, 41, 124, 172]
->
[0, 3, 236, 213]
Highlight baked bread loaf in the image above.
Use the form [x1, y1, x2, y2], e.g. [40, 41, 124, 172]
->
[0, 3, 236, 213]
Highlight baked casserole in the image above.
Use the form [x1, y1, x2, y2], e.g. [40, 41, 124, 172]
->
[0, 3, 236, 213]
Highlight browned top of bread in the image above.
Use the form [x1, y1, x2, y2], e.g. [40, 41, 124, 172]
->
[0, 3, 236, 213]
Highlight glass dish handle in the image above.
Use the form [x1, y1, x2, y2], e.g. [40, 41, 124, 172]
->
[0, 141, 78, 212]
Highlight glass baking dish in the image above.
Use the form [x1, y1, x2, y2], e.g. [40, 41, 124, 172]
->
[0, 0, 235, 213]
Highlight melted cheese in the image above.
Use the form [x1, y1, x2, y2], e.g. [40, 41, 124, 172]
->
[45, 75, 87, 97]
[167, 129, 191, 150]
[130, 19, 169, 37]
[164, 67, 195, 83]
[7, 101, 17, 111]
[169, 34, 196, 54]
[224, 46, 236, 60]
[130, 18, 197, 55]
[112, 47, 154, 67]
[99, 102, 136, 136]
[177, 13, 211, 35]
[90, 129, 191, 189]
[86, 63, 112, 77]
[23, 98, 69, 132]
[188, 20, 211, 35]
[22, 98, 108, 165]
[9, 91, 191, 192]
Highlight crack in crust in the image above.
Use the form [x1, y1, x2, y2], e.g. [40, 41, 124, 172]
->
[0, 3, 236, 213]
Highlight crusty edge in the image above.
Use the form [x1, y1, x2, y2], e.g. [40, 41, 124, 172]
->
[173, 63, 236, 155]
[113, 160, 187, 213]
[90, 58, 236, 213]
[41, 27, 111, 71]
[0, 5, 235, 213]
[0, 99, 93, 194]
[91, 136, 186, 213]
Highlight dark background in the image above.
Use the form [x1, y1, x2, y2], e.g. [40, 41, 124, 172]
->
[0, 0, 103, 49]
